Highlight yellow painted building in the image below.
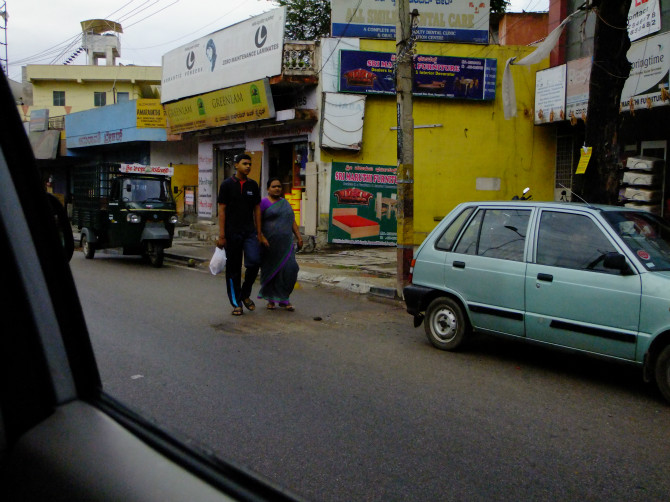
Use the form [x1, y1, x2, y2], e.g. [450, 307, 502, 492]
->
[17, 65, 161, 122]
[321, 40, 555, 244]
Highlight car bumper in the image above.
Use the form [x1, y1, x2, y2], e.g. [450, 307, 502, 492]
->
[404, 284, 434, 326]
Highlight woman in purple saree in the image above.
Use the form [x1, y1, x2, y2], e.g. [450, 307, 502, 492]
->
[258, 178, 303, 310]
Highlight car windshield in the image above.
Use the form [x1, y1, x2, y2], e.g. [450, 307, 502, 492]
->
[603, 210, 670, 271]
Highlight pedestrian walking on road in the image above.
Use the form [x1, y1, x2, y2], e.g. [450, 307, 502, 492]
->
[217, 154, 267, 316]
[258, 177, 302, 311]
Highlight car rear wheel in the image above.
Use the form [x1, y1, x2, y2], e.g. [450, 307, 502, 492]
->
[81, 235, 95, 259]
[654, 345, 670, 403]
[424, 297, 468, 351]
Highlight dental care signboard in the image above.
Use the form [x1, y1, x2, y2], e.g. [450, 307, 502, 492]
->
[620, 31, 670, 112]
[331, 0, 489, 43]
[161, 7, 285, 103]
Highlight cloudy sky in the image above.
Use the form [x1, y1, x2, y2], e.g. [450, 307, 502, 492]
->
[3, 0, 549, 82]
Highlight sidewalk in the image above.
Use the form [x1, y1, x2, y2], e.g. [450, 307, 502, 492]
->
[165, 234, 400, 299]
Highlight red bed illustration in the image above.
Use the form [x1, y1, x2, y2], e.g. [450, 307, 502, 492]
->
[332, 208, 380, 239]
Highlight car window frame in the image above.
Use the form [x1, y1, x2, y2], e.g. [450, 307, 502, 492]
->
[531, 207, 630, 274]
[434, 205, 476, 251]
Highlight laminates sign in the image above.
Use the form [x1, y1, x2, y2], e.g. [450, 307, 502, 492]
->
[331, 0, 489, 43]
[164, 79, 275, 134]
[339, 50, 496, 100]
[328, 162, 398, 246]
[161, 7, 285, 103]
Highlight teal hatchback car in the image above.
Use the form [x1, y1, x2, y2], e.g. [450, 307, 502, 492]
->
[404, 201, 670, 403]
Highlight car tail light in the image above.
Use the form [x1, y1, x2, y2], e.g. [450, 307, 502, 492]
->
[408, 258, 416, 284]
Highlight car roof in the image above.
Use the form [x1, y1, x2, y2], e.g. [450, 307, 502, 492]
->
[455, 201, 645, 214]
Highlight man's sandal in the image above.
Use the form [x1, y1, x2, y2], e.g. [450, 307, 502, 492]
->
[242, 298, 256, 311]
[232, 307, 243, 316]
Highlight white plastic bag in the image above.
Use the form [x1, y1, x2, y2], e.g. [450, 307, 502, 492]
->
[209, 246, 227, 275]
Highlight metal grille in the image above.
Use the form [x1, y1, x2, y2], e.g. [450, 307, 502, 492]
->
[555, 135, 574, 190]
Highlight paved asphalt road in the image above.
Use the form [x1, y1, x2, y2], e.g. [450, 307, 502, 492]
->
[70, 252, 670, 501]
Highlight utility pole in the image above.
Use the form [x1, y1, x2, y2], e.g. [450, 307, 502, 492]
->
[395, 0, 416, 297]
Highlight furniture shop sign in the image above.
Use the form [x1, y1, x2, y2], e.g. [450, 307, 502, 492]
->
[328, 162, 398, 246]
[161, 7, 285, 103]
[620, 31, 670, 112]
[339, 50, 497, 100]
[331, 0, 489, 44]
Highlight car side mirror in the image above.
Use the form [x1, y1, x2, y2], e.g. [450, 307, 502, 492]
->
[604, 252, 633, 275]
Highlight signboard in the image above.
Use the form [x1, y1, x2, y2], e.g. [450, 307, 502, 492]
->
[119, 163, 174, 176]
[328, 162, 397, 246]
[164, 79, 275, 135]
[339, 50, 497, 100]
[331, 0, 489, 44]
[534, 64, 566, 124]
[136, 99, 167, 128]
[565, 57, 591, 123]
[620, 31, 670, 112]
[161, 7, 285, 103]
[628, 0, 661, 42]
[29, 109, 49, 132]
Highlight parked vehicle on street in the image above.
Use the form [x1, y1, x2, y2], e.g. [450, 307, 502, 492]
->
[72, 163, 178, 267]
[404, 201, 670, 403]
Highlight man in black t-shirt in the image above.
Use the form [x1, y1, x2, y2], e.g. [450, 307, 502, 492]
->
[217, 154, 268, 316]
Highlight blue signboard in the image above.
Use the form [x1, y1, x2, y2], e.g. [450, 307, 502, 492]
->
[339, 50, 497, 101]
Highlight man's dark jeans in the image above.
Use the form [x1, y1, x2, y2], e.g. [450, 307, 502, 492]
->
[225, 230, 261, 308]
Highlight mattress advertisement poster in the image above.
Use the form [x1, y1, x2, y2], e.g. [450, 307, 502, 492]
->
[328, 162, 398, 246]
[339, 50, 497, 101]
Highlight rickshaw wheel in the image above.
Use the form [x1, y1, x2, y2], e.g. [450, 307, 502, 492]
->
[146, 242, 164, 268]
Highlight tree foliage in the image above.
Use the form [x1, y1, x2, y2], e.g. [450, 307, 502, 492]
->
[275, 0, 331, 41]
[490, 0, 510, 15]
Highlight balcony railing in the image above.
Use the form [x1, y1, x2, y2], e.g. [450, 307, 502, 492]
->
[282, 41, 317, 77]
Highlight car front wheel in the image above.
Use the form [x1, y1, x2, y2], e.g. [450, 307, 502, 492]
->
[424, 297, 468, 351]
[654, 345, 670, 403]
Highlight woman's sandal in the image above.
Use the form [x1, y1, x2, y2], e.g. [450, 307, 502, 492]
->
[284, 304, 295, 312]
[242, 298, 256, 311]
[232, 307, 243, 316]
[267, 302, 276, 310]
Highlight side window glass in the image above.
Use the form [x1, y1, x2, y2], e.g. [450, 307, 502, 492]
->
[537, 212, 617, 272]
[478, 209, 530, 261]
[435, 207, 475, 250]
[453, 209, 484, 255]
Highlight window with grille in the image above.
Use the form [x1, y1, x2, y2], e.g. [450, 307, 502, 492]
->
[555, 135, 574, 191]
[94, 92, 107, 107]
[53, 91, 65, 106]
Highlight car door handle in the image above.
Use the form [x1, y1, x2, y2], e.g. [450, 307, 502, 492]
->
[453, 261, 465, 269]
[537, 273, 553, 282]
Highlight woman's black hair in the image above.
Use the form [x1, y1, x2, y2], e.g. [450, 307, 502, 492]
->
[267, 177, 282, 189]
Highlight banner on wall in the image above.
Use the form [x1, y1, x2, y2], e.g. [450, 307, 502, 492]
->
[339, 50, 497, 100]
[164, 79, 275, 135]
[331, 0, 490, 44]
[534, 64, 566, 124]
[328, 162, 398, 246]
[136, 99, 167, 128]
